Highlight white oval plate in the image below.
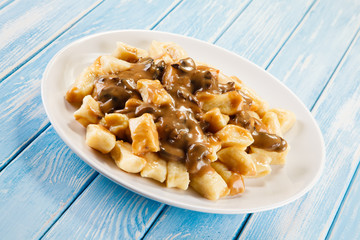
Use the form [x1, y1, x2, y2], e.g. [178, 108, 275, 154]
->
[42, 30, 325, 214]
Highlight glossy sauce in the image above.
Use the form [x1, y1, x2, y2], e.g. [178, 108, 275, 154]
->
[92, 57, 288, 175]
[231, 110, 287, 152]
[227, 174, 245, 196]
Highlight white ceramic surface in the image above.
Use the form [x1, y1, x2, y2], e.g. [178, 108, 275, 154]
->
[42, 30, 325, 214]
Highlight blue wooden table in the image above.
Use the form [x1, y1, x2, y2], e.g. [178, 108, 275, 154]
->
[1, 0, 360, 239]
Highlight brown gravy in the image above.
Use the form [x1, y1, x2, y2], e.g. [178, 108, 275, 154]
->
[92, 57, 287, 174]
[227, 174, 245, 195]
[231, 110, 287, 152]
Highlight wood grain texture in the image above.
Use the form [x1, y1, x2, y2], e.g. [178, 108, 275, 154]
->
[56, 0, 182, 44]
[215, 0, 314, 67]
[42, 176, 163, 240]
[238, 18, 360, 240]
[328, 155, 360, 239]
[0, 0, 177, 170]
[0, 67, 49, 169]
[0, 0, 103, 82]
[267, 0, 360, 109]
[0, 127, 97, 239]
[143, 0, 317, 238]
[0, 0, 14, 11]
[144, 207, 247, 240]
[153, 0, 251, 42]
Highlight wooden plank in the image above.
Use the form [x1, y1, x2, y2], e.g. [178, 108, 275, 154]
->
[267, 0, 360, 109]
[143, 207, 247, 240]
[238, 13, 360, 240]
[328, 161, 360, 239]
[153, 0, 251, 42]
[0, 0, 15, 11]
[0, 0, 178, 170]
[143, 0, 318, 239]
[0, 0, 103, 82]
[42, 175, 164, 240]
[0, 127, 97, 239]
[215, 0, 315, 67]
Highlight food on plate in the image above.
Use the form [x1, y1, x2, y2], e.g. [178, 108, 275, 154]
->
[65, 41, 296, 200]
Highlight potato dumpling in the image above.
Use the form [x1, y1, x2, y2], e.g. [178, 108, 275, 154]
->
[207, 137, 222, 162]
[66, 65, 97, 104]
[86, 124, 116, 154]
[202, 108, 230, 132]
[211, 161, 245, 196]
[250, 146, 290, 165]
[190, 168, 229, 200]
[248, 152, 272, 178]
[141, 152, 167, 183]
[262, 111, 282, 137]
[74, 95, 103, 127]
[166, 161, 189, 190]
[111, 141, 146, 173]
[101, 113, 129, 139]
[137, 79, 173, 106]
[231, 76, 269, 117]
[99, 55, 131, 74]
[112, 41, 149, 62]
[215, 124, 254, 150]
[196, 91, 244, 115]
[129, 113, 160, 155]
[267, 108, 296, 134]
[149, 40, 188, 63]
[217, 147, 256, 176]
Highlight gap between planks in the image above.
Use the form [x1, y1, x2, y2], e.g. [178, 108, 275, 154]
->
[318, 25, 360, 240]
[264, 0, 320, 69]
[212, 0, 253, 44]
[230, 0, 320, 237]
[38, 173, 100, 240]
[149, 0, 184, 30]
[140, 205, 169, 240]
[0, 0, 15, 12]
[310, 25, 360, 112]
[233, 214, 252, 240]
[0, 0, 105, 84]
[325, 159, 360, 240]
[0, 122, 50, 172]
